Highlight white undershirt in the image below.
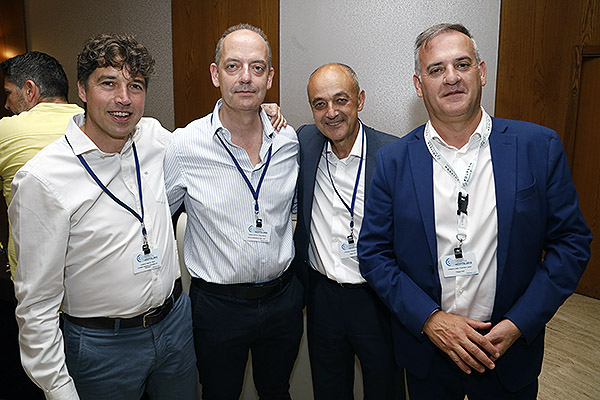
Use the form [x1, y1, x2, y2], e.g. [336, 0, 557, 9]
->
[431, 110, 498, 321]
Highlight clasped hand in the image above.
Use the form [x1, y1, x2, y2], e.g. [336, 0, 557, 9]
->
[423, 311, 521, 374]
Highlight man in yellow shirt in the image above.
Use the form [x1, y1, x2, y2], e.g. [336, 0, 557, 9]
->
[0, 51, 82, 400]
[1, 51, 83, 277]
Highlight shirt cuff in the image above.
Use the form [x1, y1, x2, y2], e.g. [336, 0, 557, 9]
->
[46, 378, 79, 400]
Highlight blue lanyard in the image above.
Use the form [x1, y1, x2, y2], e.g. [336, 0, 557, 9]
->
[216, 133, 273, 228]
[65, 135, 151, 254]
[324, 128, 364, 242]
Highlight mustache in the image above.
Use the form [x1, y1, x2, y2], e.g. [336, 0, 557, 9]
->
[232, 84, 258, 93]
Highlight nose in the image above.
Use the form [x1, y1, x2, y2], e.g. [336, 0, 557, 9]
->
[115, 85, 131, 105]
[325, 102, 338, 118]
[240, 65, 251, 83]
[444, 66, 460, 85]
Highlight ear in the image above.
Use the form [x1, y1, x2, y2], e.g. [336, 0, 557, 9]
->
[23, 80, 39, 104]
[266, 67, 275, 91]
[357, 89, 366, 112]
[210, 63, 220, 88]
[413, 74, 424, 98]
[479, 60, 487, 87]
[77, 80, 87, 103]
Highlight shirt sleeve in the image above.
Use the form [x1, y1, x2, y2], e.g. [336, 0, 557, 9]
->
[163, 133, 186, 214]
[9, 169, 80, 400]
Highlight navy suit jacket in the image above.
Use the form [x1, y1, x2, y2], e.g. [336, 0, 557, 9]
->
[357, 118, 592, 391]
[293, 123, 398, 288]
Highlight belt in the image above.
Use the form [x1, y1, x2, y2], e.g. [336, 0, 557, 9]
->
[65, 278, 182, 329]
[192, 267, 293, 300]
[310, 267, 369, 289]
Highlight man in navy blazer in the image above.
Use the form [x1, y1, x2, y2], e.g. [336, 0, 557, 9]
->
[358, 24, 591, 399]
[293, 63, 402, 399]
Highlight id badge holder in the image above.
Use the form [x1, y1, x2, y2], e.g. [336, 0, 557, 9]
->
[132, 247, 162, 274]
[439, 252, 478, 278]
[245, 224, 271, 243]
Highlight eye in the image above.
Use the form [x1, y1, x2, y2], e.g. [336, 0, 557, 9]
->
[101, 80, 114, 87]
[428, 67, 443, 75]
[225, 63, 240, 72]
[336, 98, 348, 105]
[312, 101, 326, 110]
[456, 61, 472, 70]
[130, 83, 145, 91]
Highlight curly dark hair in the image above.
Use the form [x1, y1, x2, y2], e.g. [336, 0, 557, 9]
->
[77, 33, 155, 89]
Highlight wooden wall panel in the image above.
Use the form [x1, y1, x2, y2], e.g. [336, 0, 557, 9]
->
[495, 0, 600, 140]
[0, 0, 28, 119]
[172, 0, 280, 128]
[496, 0, 600, 298]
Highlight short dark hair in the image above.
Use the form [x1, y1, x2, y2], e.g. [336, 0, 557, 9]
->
[215, 23, 272, 68]
[0, 51, 69, 101]
[77, 33, 155, 89]
[414, 23, 481, 76]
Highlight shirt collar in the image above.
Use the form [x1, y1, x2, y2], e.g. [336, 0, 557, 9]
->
[211, 98, 275, 143]
[429, 107, 488, 151]
[325, 121, 364, 161]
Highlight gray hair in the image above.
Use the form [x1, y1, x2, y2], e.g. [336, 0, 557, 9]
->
[215, 23, 272, 68]
[309, 63, 360, 95]
[414, 23, 481, 76]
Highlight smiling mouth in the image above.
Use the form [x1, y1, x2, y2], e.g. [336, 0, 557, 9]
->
[109, 111, 132, 117]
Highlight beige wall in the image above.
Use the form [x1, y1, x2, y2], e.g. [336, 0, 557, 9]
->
[280, 0, 501, 136]
[24, 0, 175, 130]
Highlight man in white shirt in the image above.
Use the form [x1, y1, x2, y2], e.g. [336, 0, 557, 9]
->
[164, 24, 302, 399]
[358, 23, 591, 399]
[292, 63, 402, 399]
[9, 34, 196, 400]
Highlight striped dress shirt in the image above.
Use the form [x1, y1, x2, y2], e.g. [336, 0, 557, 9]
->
[164, 100, 299, 284]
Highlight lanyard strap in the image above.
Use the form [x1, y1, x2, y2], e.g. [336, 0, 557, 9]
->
[324, 128, 365, 241]
[424, 112, 492, 252]
[216, 133, 273, 226]
[65, 135, 151, 254]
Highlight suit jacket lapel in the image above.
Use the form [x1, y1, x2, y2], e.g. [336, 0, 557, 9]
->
[489, 118, 516, 286]
[364, 126, 378, 199]
[408, 127, 437, 264]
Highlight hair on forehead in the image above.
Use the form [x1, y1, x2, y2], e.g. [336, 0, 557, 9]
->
[215, 23, 272, 68]
[77, 33, 155, 89]
[413, 23, 481, 76]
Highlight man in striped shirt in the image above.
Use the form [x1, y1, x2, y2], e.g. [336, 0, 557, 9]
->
[164, 24, 303, 399]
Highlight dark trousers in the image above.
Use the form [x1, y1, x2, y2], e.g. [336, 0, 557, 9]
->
[307, 268, 405, 400]
[0, 279, 44, 400]
[406, 348, 538, 400]
[190, 274, 303, 400]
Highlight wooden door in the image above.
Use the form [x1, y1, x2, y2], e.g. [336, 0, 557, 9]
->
[569, 52, 600, 299]
[171, 0, 280, 128]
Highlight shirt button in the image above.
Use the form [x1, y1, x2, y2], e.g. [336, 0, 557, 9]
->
[459, 288, 465, 295]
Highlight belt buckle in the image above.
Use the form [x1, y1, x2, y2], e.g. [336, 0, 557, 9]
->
[142, 306, 161, 328]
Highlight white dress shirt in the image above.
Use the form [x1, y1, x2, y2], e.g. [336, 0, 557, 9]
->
[431, 109, 498, 321]
[308, 124, 366, 284]
[9, 114, 180, 400]
[164, 100, 299, 284]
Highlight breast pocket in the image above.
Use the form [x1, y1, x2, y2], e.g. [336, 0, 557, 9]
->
[142, 162, 166, 204]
